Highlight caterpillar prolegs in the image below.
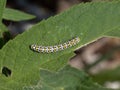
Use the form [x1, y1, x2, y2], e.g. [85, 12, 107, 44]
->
[30, 37, 80, 53]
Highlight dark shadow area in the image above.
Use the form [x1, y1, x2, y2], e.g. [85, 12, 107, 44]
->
[2, 66, 12, 77]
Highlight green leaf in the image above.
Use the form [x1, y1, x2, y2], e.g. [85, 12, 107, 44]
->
[0, 24, 10, 49]
[24, 66, 111, 90]
[0, 0, 6, 32]
[0, 1, 120, 89]
[92, 66, 120, 85]
[0, 23, 7, 38]
[3, 8, 36, 21]
[41, 52, 75, 71]
[0, 0, 9, 48]
[0, 0, 6, 22]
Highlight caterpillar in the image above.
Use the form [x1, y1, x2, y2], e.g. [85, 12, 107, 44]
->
[30, 37, 80, 53]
